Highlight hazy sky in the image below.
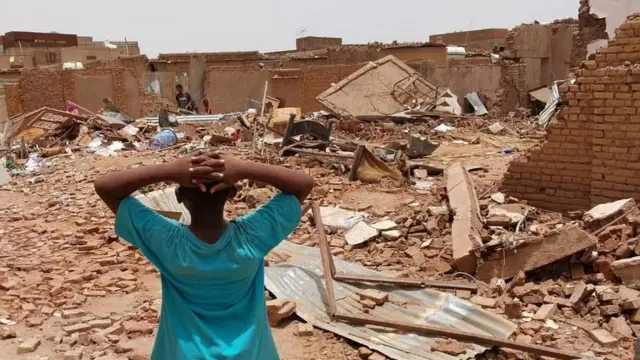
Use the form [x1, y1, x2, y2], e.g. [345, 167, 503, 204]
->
[3, 0, 579, 57]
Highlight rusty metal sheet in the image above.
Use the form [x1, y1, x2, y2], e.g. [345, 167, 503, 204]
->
[265, 241, 516, 360]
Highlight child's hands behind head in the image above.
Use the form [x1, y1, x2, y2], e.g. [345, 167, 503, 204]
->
[189, 150, 246, 193]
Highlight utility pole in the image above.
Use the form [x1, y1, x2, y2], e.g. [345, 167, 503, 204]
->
[297, 28, 307, 51]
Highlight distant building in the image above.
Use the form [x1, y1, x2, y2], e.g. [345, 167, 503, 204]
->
[296, 36, 342, 51]
[429, 28, 509, 51]
[0, 31, 140, 69]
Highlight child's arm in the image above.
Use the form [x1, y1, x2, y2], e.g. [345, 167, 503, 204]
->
[95, 155, 215, 214]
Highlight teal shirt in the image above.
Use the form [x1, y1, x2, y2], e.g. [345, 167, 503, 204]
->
[115, 193, 301, 360]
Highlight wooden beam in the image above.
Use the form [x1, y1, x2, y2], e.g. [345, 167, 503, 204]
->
[311, 201, 337, 317]
[289, 148, 354, 159]
[334, 313, 582, 360]
[333, 272, 477, 291]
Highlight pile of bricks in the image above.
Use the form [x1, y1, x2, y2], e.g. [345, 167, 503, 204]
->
[502, 15, 640, 211]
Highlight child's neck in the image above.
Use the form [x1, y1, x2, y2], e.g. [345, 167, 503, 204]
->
[189, 208, 227, 244]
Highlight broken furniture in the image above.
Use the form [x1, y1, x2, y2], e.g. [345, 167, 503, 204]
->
[280, 113, 335, 156]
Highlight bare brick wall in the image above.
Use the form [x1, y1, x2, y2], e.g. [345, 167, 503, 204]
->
[10, 68, 144, 117]
[502, 15, 640, 211]
[204, 66, 270, 113]
[204, 63, 363, 113]
[4, 83, 22, 117]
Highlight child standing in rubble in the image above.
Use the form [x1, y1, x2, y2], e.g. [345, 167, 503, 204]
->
[94, 150, 313, 360]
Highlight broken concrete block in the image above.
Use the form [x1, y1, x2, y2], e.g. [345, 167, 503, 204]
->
[532, 303, 557, 321]
[345, 222, 378, 246]
[445, 163, 482, 273]
[609, 317, 633, 339]
[477, 225, 597, 281]
[295, 323, 314, 337]
[485, 215, 512, 227]
[599, 304, 621, 316]
[612, 256, 640, 286]
[17, 338, 41, 354]
[371, 220, 397, 231]
[359, 289, 388, 305]
[404, 131, 439, 158]
[368, 353, 386, 360]
[583, 198, 636, 230]
[361, 299, 376, 309]
[588, 329, 618, 348]
[470, 296, 497, 308]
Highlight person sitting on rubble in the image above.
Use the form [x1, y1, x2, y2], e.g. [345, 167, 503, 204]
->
[175, 84, 193, 110]
[202, 98, 212, 114]
[66, 101, 79, 115]
[93, 150, 313, 360]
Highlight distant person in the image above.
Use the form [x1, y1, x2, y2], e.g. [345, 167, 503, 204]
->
[202, 99, 212, 114]
[175, 84, 193, 110]
[66, 101, 79, 115]
[188, 100, 198, 113]
[102, 97, 120, 113]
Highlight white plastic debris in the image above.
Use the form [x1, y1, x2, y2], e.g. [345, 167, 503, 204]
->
[25, 153, 42, 173]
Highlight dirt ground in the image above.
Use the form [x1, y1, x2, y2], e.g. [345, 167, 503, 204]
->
[4, 123, 608, 360]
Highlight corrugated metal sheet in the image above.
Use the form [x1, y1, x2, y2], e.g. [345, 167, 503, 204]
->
[135, 187, 192, 224]
[141, 113, 239, 123]
[537, 80, 566, 126]
[464, 93, 488, 116]
[265, 241, 516, 360]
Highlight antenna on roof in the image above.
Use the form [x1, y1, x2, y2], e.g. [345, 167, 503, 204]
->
[297, 29, 308, 51]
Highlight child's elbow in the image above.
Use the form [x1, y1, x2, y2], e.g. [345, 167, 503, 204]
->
[94, 176, 110, 197]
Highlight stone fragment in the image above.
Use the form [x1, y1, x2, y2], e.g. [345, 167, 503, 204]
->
[63, 323, 92, 334]
[64, 347, 83, 360]
[17, 338, 41, 354]
[588, 329, 618, 348]
[432, 339, 466, 356]
[266, 299, 296, 326]
[505, 301, 522, 319]
[359, 289, 388, 305]
[0, 327, 16, 339]
[470, 296, 497, 308]
[62, 308, 86, 319]
[609, 317, 633, 339]
[371, 220, 397, 231]
[532, 303, 557, 321]
[295, 323, 314, 337]
[345, 222, 378, 245]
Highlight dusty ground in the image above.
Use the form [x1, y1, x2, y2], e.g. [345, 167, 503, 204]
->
[0, 125, 550, 360]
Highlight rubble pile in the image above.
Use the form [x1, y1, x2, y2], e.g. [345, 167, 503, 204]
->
[3, 23, 640, 360]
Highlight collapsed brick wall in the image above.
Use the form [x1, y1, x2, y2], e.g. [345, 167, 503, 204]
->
[571, 0, 608, 67]
[502, 15, 640, 211]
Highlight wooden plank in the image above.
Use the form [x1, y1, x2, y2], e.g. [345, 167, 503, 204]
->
[445, 163, 483, 273]
[335, 313, 582, 360]
[311, 201, 337, 317]
[348, 145, 365, 182]
[333, 272, 477, 292]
